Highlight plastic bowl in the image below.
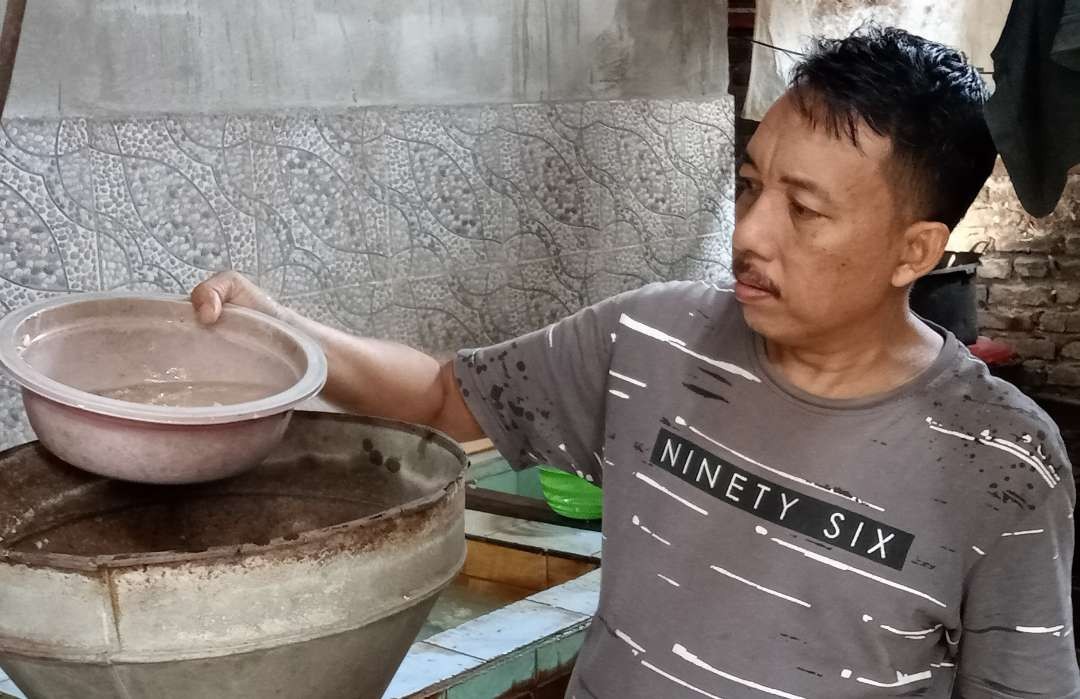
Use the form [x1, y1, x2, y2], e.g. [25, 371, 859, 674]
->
[0, 292, 327, 484]
[538, 466, 603, 520]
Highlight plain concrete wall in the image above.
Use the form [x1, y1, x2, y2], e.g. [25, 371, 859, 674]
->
[5, 0, 728, 118]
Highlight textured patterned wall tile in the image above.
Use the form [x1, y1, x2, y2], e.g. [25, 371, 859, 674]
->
[377, 109, 512, 275]
[644, 233, 732, 280]
[160, 116, 260, 275]
[95, 228, 149, 291]
[0, 96, 733, 450]
[403, 275, 494, 354]
[1, 120, 97, 233]
[667, 232, 734, 275]
[0, 189, 93, 308]
[298, 283, 397, 339]
[65, 115, 261, 293]
[0, 373, 32, 447]
[498, 213, 578, 267]
[110, 118, 256, 284]
[281, 281, 488, 354]
[502, 254, 594, 334]
[277, 292, 351, 334]
[248, 114, 398, 295]
[449, 267, 519, 343]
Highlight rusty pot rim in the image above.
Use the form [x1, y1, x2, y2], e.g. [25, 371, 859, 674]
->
[0, 412, 468, 572]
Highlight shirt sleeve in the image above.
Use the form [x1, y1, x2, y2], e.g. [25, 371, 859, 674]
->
[955, 439, 1079, 698]
[454, 286, 644, 484]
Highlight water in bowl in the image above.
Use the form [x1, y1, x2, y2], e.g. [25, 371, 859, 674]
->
[95, 380, 280, 407]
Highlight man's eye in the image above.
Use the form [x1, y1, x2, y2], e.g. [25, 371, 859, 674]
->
[790, 200, 820, 219]
[736, 176, 759, 194]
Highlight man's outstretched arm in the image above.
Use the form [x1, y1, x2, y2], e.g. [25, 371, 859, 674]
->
[190, 271, 484, 442]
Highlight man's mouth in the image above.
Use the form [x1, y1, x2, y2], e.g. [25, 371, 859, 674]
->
[733, 270, 779, 302]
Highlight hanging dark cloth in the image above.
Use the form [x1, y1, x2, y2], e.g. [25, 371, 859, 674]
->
[985, 0, 1080, 217]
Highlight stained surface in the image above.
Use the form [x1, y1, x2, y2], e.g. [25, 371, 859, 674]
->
[0, 412, 465, 556]
[7, 0, 729, 117]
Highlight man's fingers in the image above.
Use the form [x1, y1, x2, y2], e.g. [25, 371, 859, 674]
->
[191, 277, 229, 324]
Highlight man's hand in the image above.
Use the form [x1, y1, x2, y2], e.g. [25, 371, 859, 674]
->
[190, 271, 281, 324]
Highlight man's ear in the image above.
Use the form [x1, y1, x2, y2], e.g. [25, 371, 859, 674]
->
[892, 220, 951, 288]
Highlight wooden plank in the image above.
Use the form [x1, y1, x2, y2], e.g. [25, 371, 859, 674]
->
[546, 556, 598, 587]
[0, 0, 27, 119]
[465, 488, 602, 532]
[462, 539, 548, 591]
[728, 6, 755, 30]
[462, 438, 494, 455]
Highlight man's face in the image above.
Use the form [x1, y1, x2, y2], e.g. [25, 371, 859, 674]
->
[733, 93, 909, 347]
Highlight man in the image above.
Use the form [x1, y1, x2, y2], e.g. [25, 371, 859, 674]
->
[192, 27, 1079, 698]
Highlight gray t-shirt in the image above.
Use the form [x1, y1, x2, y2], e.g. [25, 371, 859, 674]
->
[456, 281, 1079, 698]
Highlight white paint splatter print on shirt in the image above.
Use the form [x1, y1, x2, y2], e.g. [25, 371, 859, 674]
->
[926, 418, 1061, 487]
[455, 281, 1079, 697]
[851, 668, 933, 688]
[709, 564, 812, 608]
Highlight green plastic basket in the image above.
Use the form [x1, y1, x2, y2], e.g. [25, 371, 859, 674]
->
[537, 465, 603, 520]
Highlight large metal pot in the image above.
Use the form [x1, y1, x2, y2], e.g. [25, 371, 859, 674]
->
[910, 246, 986, 346]
[0, 293, 327, 484]
[0, 412, 467, 699]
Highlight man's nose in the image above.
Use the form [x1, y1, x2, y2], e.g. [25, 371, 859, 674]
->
[732, 191, 779, 259]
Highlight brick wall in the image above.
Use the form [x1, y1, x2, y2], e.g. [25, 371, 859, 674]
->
[952, 163, 1080, 398]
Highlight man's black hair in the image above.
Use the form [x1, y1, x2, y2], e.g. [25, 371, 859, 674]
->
[790, 25, 997, 230]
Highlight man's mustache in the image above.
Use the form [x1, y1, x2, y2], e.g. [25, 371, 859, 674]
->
[732, 254, 780, 296]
